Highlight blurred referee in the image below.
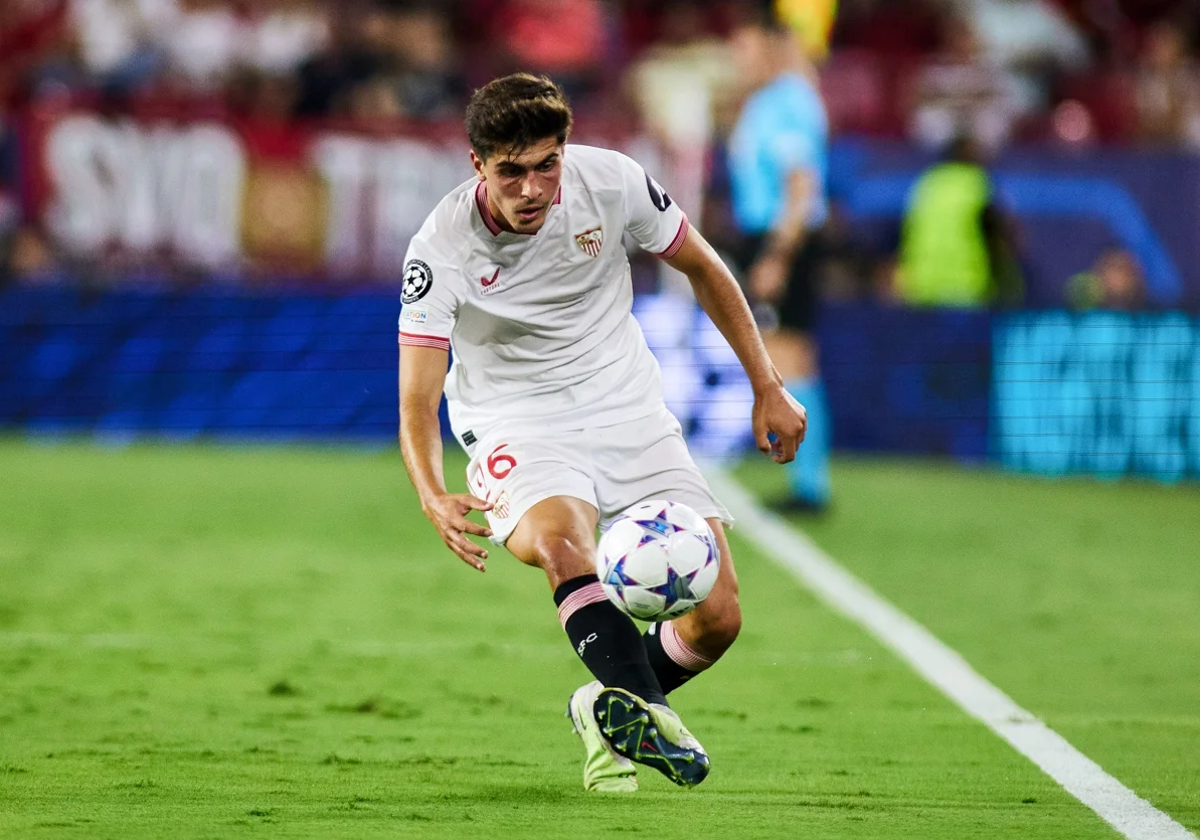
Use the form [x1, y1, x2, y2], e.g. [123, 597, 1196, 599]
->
[727, 8, 831, 512]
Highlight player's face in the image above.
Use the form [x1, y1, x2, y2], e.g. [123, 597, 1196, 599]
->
[472, 137, 564, 234]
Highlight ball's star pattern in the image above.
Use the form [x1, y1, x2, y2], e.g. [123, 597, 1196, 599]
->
[647, 565, 695, 602]
[606, 557, 644, 588]
[598, 502, 720, 621]
[634, 514, 685, 537]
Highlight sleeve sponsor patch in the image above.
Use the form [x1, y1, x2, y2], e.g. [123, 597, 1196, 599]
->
[400, 307, 429, 325]
[644, 171, 673, 212]
[401, 259, 434, 304]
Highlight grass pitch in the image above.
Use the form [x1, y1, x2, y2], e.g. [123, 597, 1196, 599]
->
[0, 441, 1195, 838]
[737, 455, 1200, 834]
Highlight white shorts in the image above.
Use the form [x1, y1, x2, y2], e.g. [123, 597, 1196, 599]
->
[463, 407, 733, 546]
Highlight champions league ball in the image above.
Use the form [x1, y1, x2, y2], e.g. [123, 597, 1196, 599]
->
[596, 500, 720, 621]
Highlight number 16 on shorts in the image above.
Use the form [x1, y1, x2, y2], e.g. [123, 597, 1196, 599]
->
[465, 434, 599, 545]
[467, 444, 517, 522]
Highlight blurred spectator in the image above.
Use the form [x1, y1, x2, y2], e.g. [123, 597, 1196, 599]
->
[0, 189, 19, 286]
[911, 16, 1016, 153]
[0, 92, 24, 284]
[229, 68, 299, 122]
[1, 0, 70, 99]
[67, 0, 172, 93]
[159, 0, 242, 92]
[0, 98, 16, 194]
[626, 0, 735, 256]
[959, 0, 1091, 116]
[489, 0, 611, 100]
[390, 4, 464, 119]
[6, 0, 1200, 294]
[293, 9, 383, 117]
[628, 0, 736, 119]
[833, 0, 942, 59]
[1133, 20, 1200, 149]
[1066, 248, 1145, 310]
[242, 0, 328, 78]
[293, 3, 462, 121]
[896, 136, 1023, 308]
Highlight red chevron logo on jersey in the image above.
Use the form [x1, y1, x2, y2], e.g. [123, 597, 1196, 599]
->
[479, 267, 504, 296]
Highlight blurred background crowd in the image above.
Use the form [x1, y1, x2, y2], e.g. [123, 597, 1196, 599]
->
[5, 0, 1199, 145]
[3, 0, 1199, 480]
[2, 0, 1200, 311]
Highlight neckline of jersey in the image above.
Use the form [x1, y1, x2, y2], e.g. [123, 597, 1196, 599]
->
[474, 181, 562, 238]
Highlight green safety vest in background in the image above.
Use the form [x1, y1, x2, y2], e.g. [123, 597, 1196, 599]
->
[898, 162, 993, 307]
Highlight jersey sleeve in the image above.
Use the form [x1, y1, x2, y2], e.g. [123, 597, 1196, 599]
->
[617, 152, 690, 259]
[398, 241, 458, 352]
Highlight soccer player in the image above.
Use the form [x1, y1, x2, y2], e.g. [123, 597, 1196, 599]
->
[728, 13, 833, 513]
[398, 73, 806, 792]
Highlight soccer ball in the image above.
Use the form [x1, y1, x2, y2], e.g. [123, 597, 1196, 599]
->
[596, 500, 720, 621]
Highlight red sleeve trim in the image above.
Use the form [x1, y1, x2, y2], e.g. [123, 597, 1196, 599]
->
[656, 214, 689, 260]
[399, 331, 450, 350]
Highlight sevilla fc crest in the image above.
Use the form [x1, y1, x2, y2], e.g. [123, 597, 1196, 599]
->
[574, 227, 603, 258]
[492, 490, 511, 519]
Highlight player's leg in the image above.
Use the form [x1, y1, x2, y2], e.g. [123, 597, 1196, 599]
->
[642, 519, 740, 694]
[504, 496, 642, 793]
[505, 495, 667, 708]
[469, 433, 664, 701]
[587, 517, 725, 788]
[589, 409, 739, 696]
[505, 496, 711, 789]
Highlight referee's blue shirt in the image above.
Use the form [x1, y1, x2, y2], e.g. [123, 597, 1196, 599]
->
[728, 72, 829, 236]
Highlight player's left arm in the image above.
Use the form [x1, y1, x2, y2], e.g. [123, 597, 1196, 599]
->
[664, 228, 807, 464]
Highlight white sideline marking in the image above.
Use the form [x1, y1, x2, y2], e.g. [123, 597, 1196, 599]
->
[705, 468, 1196, 840]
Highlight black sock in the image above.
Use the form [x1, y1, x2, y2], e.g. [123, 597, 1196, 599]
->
[643, 622, 701, 695]
[554, 575, 667, 707]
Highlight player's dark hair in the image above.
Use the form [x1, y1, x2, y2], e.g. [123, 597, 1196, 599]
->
[465, 73, 573, 161]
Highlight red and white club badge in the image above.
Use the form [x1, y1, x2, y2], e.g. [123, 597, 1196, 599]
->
[574, 227, 603, 258]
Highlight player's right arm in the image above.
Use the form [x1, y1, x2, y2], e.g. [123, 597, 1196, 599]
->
[399, 344, 494, 571]
[397, 231, 492, 571]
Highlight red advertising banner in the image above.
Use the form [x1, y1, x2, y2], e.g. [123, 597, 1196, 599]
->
[21, 103, 669, 281]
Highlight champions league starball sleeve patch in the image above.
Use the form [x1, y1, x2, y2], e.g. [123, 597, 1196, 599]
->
[402, 259, 434, 304]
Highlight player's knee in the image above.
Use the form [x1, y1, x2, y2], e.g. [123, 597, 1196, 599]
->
[530, 533, 594, 585]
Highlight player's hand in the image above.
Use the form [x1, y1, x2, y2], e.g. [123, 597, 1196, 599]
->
[749, 253, 788, 304]
[752, 384, 807, 464]
[422, 492, 494, 572]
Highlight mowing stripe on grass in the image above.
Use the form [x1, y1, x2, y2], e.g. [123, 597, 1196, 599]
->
[705, 467, 1196, 840]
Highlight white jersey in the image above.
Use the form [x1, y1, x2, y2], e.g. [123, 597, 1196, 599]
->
[398, 144, 690, 442]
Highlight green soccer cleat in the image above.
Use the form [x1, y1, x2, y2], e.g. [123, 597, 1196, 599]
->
[593, 687, 711, 788]
[566, 681, 638, 793]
